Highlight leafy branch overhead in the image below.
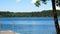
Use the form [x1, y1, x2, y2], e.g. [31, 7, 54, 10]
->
[56, 0, 60, 7]
[35, 0, 60, 7]
[35, 0, 47, 7]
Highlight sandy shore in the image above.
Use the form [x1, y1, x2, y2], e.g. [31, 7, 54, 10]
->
[0, 30, 20, 34]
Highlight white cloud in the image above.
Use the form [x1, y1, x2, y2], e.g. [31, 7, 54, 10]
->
[16, 0, 21, 2]
[48, 6, 60, 10]
[56, 6, 60, 10]
[31, 0, 37, 3]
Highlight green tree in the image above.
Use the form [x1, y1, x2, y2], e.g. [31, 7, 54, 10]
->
[34, 0, 60, 34]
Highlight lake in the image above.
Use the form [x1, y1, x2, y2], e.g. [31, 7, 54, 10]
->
[0, 17, 60, 34]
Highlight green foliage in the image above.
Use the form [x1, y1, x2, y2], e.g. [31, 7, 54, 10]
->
[35, 0, 47, 7]
[35, 0, 40, 7]
[0, 10, 60, 17]
[35, 0, 60, 7]
[56, 0, 60, 7]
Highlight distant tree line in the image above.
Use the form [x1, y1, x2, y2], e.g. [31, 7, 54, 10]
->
[0, 10, 60, 17]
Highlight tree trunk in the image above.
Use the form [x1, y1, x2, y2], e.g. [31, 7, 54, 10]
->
[51, 0, 60, 34]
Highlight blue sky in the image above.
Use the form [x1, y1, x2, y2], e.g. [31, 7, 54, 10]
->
[0, 0, 60, 12]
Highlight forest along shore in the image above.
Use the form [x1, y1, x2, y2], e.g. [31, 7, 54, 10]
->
[0, 10, 60, 17]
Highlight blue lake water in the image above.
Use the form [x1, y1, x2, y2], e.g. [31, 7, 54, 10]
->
[0, 17, 60, 34]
